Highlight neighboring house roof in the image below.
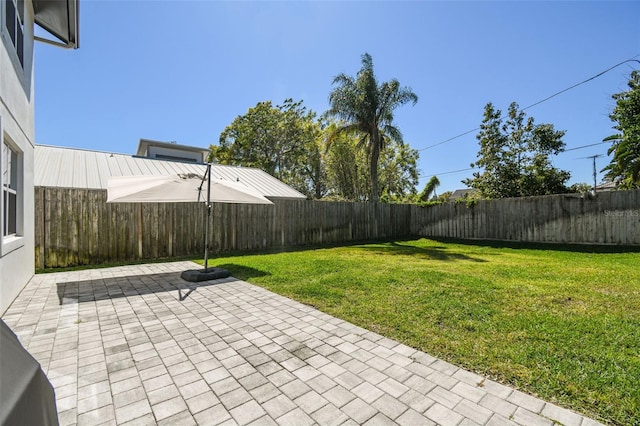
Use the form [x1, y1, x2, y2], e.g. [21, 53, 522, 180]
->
[449, 188, 477, 200]
[595, 181, 617, 191]
[34, 145, 306, 200]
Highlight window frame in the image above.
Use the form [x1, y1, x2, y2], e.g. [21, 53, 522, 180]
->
[1, 122, 24, 255]
[3, 0, 25, 69]
[3, 143, 18, 237]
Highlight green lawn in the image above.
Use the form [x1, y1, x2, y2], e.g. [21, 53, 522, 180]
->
[200, 238, 639, 425]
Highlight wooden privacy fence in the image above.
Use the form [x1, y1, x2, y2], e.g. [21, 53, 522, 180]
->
[35, 187, 412, 268]
[35, 187, 640, 269]
[411, 190, 640, 245]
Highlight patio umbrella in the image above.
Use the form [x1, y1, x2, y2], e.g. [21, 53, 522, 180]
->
[107, 165, 273, 281]
[107, 173, 272, 205]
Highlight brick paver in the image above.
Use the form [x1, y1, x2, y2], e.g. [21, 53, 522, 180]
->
[2, 261, 603, 425]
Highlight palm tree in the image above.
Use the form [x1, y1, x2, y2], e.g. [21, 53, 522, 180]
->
[327, 53, 418, 202]
[418, 176, 440, 202]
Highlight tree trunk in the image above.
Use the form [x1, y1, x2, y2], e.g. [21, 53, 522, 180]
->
[370, 129, 380, 202]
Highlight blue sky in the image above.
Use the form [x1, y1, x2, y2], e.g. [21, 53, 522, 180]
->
[34, 1, 640, 194]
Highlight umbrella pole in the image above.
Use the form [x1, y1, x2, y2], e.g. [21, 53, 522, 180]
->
[204, 163, 212, 273]
[181, 164, 229, 284]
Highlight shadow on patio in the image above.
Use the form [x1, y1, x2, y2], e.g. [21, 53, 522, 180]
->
[55, 265, 269, 304]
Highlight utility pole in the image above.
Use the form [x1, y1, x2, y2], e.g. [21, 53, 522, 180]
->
[579, 155, 603, 193]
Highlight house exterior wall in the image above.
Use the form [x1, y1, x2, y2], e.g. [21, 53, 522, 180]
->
[1, 0, 36, 314]
[145, 145, 204, 163]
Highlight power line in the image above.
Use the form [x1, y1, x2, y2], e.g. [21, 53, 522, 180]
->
[520, 57, 640, 111]
[418, 55, 640, 152]
[419, 167, 473, 179]
[419, 141, 610, 179]
[418, 129, 478, 151]
[561, 141, 610, 153]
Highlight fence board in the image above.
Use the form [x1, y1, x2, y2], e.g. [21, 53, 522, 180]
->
[33, 188, 640, 268]
[415, 191, 640, 246]
[34, 187, 44, 269]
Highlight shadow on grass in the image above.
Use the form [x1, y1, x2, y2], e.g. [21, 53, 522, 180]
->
[351, 241, 487, 262]
[429, 237, 640, 253]
[214, 264, 271, 281]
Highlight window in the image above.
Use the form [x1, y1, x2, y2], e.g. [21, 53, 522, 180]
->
[4, 0, 24, 67]
[2, 142, 18, 237]
[155, 154, 199, 163]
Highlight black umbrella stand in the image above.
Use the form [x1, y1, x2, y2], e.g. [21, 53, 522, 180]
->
[181, 163, 230, 283]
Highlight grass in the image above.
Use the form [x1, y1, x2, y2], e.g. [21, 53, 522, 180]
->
[197, 238, 640, 425]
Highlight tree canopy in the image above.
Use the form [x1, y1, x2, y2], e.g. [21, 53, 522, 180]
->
[378, 141, 419, 203]
[211, 99, 326, 199]
[323, 121, 419, 202]
[327, 53, 418, 202]
[602, 70, 640, 189]
[464, 102, 570, 198]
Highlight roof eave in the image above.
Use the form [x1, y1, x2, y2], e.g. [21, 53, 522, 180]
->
[33, 0, 79, 49]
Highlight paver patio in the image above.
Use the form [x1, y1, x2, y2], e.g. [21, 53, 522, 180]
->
[2, 261, 602, 426]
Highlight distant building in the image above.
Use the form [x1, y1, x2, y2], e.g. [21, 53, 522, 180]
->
[449, 188, 478, 201]
[136, 139, 209, 163]
[35, 144, 306, 200]
[1, 0, 79, 314]
[594, 181, 617, 192]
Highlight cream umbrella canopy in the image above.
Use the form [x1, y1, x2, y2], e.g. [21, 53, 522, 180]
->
[106, 172, 273, 204]
[107, 164, 273, 281]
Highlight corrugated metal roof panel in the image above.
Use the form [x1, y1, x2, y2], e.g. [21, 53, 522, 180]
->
[73, 150, 87, 189]
[95, 152, 111, 189]
[84, 152, 100, 189]
[34, 145, 306, 199]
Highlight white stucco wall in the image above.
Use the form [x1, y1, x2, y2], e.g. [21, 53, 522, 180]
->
[0, 0, 36, 314]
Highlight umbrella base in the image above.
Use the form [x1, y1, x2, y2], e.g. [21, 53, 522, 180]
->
[181, 268, 230, 282]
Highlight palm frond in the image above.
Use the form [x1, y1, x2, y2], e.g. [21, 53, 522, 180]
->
[382, 124, 404, 144]
[419, 176, 440, 201]
[360, 53, 374, 73]
[377, 79, 418, 124]
[332, 73, 355, 88]
[327, 52, 418, 201]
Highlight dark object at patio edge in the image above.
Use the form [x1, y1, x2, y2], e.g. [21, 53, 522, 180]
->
[1, 319, 59, 426]
[181, 268, 230, 282]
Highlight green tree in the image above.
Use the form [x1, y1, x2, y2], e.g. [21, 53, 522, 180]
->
[323, 123, 369, 201]
[327, 53, 418, 202]
[602, 70, 640, 189]
[285, 118, 327, 199]
[568, 182, 593, 193]
[212, 99, 326, 199]
[323, 122, 419, 202]
[464, 102, 570, 198]
[437, 191, 453, 202]
[417, 176, 440, 202]
[378, 140, 419, 203]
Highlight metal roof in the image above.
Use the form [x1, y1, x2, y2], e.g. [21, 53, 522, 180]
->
[34, 145, 306, 200]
